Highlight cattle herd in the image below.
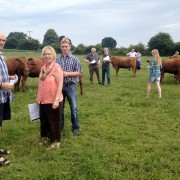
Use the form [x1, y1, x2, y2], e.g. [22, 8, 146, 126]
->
[4, 55, 180, 93]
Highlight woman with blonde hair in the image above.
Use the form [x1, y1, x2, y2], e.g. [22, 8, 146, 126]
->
[37, 46, 64, 150]
[145, 49, 162, 98]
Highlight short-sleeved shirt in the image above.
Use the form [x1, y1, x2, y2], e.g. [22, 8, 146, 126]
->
[56, 53, 82, 84]
[102, 55, 112, 69]
[86, 53, 100, 65]
[0, 52, 13, 104]
[126, 52, 137, 57]
[149, 59, 162, 77]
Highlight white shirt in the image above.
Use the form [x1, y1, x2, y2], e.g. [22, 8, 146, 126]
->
[126, 52, 137, 57]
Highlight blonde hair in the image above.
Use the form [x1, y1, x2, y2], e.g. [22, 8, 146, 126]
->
[151, 49, 162, 66]
[60, 37, 71, 45]
[41, 46, 57, 60]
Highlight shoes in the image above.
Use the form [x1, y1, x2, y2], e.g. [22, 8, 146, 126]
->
[0, 149, 11, 155]
[46, 142, 61, 151]
[73, 129, 79, 136]
[99, 82, 102, 84]
[0, 156, 10, 167]
[39, 137, 50, 145]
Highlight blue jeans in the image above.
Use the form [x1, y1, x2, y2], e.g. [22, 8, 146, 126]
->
[102, 68, 110, 85]
[62, 84, 79, 130]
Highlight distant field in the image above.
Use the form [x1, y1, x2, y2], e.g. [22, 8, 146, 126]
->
[1, 50, 179, 179]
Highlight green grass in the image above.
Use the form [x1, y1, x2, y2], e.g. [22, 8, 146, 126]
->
[0, 52, 180, 179]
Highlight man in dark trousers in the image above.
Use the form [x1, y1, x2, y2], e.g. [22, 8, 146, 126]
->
[84, 48, 101, 84]
[0, 32, 15, 166]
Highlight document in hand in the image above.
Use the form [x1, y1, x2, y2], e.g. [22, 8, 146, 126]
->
[9, 74, 18, 85]
[103, 56, 110, 61]
[28, 103, 40, 122]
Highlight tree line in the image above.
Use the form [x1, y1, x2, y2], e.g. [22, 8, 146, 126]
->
[4, 29, 180, 56]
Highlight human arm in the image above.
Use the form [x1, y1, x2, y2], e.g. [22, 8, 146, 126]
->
[97, 59, 100, 65]
[0, 82, 13, 91]
[64, 57, 82, 77]
[52, 67, 64, 109]
[84, 59, 90, 64]
[63, 71, 82, 77]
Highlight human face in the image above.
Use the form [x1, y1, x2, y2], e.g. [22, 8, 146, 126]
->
[0, 33, 6, 51]
[104, 50, 109, 56]
[60, 42, 71, 56]
[43, 49, 54, 64]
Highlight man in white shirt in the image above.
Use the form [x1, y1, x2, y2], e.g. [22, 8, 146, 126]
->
[126, 49, 137, 57]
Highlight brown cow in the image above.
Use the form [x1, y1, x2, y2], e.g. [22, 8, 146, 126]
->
[15, 57, 44, 91]
[4, 56, 23, 92]
[111, 56, 137, 77]
[160, 57, 180, 84]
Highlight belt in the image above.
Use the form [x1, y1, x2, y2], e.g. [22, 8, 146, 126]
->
[63, 82, 75, 87]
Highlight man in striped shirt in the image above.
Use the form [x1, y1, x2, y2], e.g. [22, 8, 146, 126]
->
[0, 32, 15, 166]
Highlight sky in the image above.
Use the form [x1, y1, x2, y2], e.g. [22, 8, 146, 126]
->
[1, 0, 180, 47]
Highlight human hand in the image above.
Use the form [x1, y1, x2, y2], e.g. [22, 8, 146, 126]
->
[1, 82, 13, 91]
[52, 100, 59, 109]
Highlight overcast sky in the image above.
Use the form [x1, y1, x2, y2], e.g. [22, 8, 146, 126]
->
[1, 0, 180, 47]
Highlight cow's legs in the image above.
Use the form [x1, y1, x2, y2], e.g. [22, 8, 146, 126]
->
[115, 68, 119, 76]
[160, 72, 164, 84]
[79, 76, 83, 95]
[132, 67, 136, 77]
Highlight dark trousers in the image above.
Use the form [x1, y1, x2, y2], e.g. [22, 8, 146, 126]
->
[40, 103, 62, 143]
[89, 64, 101, 83]
[0, 102, 11, 127]
[102, 68, 110, 85]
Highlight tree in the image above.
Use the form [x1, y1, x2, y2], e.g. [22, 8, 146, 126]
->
[18, 38, 40, 51]
[4, 37, 19, 49]
[147, 32, 174, 56]
[173, 42, 180, 53]
[43, 29, 59, 46]
[101, 37, 117, 49]
[4, 32, 27, 49]
[73, 44, 86, 55]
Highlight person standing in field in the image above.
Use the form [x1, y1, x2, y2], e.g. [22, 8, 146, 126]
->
[101, 48, 112, 86]
[136, 51, 142, 70]
[145, 49, 162, 98]
[84, 48, 101, 84]
[126, 48, 137, 57]
[0, 32, 16, 166]
[126, 48, 137, 70]
[56, 37, 82, 136]
[37, 46, 64, 150]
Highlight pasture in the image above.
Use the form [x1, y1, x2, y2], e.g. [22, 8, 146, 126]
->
[1, 51, 180, 179]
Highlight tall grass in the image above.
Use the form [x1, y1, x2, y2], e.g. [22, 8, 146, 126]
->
[0, 52, 179, 179]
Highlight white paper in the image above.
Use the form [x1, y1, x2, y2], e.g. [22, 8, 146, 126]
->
[103, 56, 110, 60]
[28, 103, 40, 121]
[90, 60, 96, 64]
[9, 74, 18, 85]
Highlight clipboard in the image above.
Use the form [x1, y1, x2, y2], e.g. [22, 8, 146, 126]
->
[28, 103, 40, 122]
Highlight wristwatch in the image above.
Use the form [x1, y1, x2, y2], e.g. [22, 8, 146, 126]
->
[55, 97, 59, 101]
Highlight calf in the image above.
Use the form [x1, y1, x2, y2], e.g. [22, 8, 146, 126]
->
[111, 56, 137, 77]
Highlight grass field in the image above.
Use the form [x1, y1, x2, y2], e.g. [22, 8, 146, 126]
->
[0, 51, 180, 179]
